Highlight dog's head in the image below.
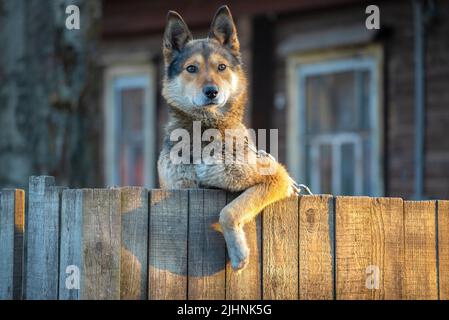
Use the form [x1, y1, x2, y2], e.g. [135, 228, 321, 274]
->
[162, 6, 246, 114]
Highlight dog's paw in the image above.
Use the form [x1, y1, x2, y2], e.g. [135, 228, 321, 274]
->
[222, 228, 250, 272]
[230, 252, 249, 272]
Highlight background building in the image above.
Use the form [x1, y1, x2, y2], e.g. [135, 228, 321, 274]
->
[0, 0, 448, 200]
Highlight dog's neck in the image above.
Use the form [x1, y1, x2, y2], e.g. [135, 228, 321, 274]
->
[166, 91, 247, 135]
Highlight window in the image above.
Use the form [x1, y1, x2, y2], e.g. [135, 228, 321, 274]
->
[104, 65, 156, 187]
[287, 46, 383, 196]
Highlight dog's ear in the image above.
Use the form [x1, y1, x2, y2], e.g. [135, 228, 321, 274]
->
[163, 11, 192, 62]
[208, 5, 240, 53]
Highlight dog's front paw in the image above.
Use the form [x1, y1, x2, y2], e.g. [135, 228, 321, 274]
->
[230, 247, 249, 272]
[222, 227, 250, 272]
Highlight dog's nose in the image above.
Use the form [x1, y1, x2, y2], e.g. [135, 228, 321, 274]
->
[203, 85, 219, 99]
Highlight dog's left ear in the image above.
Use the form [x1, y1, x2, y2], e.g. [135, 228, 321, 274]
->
[209, 5, 240, 53]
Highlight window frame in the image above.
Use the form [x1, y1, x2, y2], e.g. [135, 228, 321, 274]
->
[286, 45, 384, 196]
[103, 64, 156, 187]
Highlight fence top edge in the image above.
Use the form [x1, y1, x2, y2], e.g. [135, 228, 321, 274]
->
[403, 199, 437, 205]
[300, 194, 332, 199]
[1, 188, 25, 192]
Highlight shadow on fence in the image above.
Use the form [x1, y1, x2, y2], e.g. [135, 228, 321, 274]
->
[0, 176, 448, 300]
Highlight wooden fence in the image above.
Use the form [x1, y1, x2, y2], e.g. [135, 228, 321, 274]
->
[0, 175, 448, 300]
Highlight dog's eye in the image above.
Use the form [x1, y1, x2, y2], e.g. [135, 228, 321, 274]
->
[218, 64, 227, 72]
[186, 65, 198, 73]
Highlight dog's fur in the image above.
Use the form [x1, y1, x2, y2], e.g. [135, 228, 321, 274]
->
[158, 5, 294, 271]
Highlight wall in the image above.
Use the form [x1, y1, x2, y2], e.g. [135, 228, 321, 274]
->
[272, 0, 449, 199]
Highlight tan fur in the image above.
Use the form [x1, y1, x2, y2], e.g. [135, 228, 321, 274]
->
[159, 5, 294, 271]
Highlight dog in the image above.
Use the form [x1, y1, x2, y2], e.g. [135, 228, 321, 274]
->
[158, 5, 295, 271]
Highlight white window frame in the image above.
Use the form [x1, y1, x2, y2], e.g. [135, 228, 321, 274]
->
[310, 133, 363, 195]
[103, 65, 156, 187]
[287, 45, 384, 196]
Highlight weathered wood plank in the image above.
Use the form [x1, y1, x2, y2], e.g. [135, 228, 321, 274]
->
[299, 195, 334, 300]
[0, 189, 25, 299]
[120, 187, 149, 300]
[188, 189, 227, 300]
[59, 189, 83, 300]
[403, 200, 438, 300]
[83, 189, 121, 299]
[370, 197, 404, 299]
[0, 189, 14, 300]
[336, 197, 372, 299]
[149, 190, 188, 299]
[438, 200, 449, 300]
[13, 189, 25, 300]
[25, 176, 65, 300]
[60, 189, 121, 300]
[262, 196, 299, 300]
[336, 197, 405, 299]
[225, 192, 262, 300]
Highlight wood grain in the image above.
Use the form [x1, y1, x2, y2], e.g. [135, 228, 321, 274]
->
[82, 189, 121, 300]
[262, 196, 299, 299]
[370, 197, 404, 299]
[120, 187, 149, 300]
[25, 176, 65, 300]
[188, 189, 227, 300]
[336, 197, 405, 299]
[225, 192, 262, 300]
[13, 189, 25, 300]
[335, 196, 373, 299]
[438, 200, 449, 300]
[149, 190, 188, 299]
[403, 200, 438, 300]
[299, 195, 334, 300]
[0, 189, 14, 299]
[0, 189, 25, 299]
[59, 189, 83, 300]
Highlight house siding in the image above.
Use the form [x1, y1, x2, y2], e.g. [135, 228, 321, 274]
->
[272, 0, 449, 199]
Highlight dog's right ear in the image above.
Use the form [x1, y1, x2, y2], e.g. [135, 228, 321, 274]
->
[163, 11, 192, 63]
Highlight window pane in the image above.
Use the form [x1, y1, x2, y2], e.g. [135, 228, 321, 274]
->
[305, 70, 371, 135]
[363, 138, 372, 195]
[341, 143, 355, 195]
[119, 87, 144, 186]
[319, 144, 332, 194]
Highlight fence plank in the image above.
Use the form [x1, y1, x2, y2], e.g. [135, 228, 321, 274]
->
[439, 200, 449, 300]
[370, 197, 404, 299]
[336, 197, 405, 299]
[403, 200, 438, 299]
[225, 192, 262, 300]
[299, 195, 334, 300]
[336, 197, 372, 299]
[83, 189, 121, 299]
[13, 190, 25, 300]
[120, 187, 149, 300]
[149, 190, 188, 299]
[0, 190, 14, 300]
[25, 176, 66, 300]
[0, 189, 25, 300]
[60, 189, 121, 300]
[59, 189, 83, 300]
[263, 196, 299, 300]
[188, 189, 227, 300]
